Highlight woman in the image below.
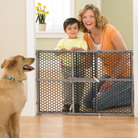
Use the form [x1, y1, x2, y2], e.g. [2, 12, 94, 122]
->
[78, 4, 131, 110]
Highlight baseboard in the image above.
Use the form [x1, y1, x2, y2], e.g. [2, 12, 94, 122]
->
[21, 102, 28, 116]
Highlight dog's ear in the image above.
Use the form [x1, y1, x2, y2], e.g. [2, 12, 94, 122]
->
[1, 59, 7, 69]
[1, 59, 17, 69]
[6, 59, 18, 68]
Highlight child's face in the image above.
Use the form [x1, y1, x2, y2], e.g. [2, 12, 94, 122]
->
[64, 23, 79, 39]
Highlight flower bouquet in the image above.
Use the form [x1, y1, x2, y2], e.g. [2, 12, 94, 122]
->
[35, 2, 49, 31]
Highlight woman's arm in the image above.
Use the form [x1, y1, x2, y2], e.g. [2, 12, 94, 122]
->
[111, 34, 129, 78]
[100, 34, 129, 92]
[113, 34, 127, 50]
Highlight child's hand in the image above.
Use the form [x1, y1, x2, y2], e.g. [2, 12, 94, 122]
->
[70, 47, 77, 52]
[60, 48, 67, 51]
[55, 48, 67, 56]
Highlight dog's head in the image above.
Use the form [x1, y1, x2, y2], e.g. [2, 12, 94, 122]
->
[1, 55, 35, 80]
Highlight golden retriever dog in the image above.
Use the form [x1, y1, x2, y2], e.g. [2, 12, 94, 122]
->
[0, 55, 35, 138]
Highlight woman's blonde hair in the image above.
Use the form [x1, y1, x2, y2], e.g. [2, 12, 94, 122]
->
[78, 4, 109, 33]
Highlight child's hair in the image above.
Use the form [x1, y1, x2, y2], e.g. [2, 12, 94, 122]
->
[63, 17, 80, 31]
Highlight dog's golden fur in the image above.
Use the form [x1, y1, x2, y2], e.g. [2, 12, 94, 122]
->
[0, 55, 34, 138]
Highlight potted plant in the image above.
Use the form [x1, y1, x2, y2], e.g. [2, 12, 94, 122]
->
[35, 2, 49, 31]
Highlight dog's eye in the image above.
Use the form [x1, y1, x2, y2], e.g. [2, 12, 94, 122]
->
[23, 58, 25, 60]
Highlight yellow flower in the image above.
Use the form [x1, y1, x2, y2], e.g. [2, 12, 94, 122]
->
[43, 5, 46, 9]
[37, 2, 42, 7]
[35, 3, 49, 24]
[35, 6, 38, 11]
[42, 11, 46, 15]
[38, 9, 42, 13]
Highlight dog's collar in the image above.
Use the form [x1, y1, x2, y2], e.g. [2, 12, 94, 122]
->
[5, 76, 22, 82]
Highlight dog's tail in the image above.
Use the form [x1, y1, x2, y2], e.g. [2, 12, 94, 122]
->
[0, 125, 7, 138]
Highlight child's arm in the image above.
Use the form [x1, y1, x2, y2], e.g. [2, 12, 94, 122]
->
[55, 39, 66, 56]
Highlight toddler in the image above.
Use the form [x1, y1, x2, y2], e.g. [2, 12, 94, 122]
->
[55, 18, 87, 112]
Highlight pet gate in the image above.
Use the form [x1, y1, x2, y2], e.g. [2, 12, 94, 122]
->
[36, 50, 133, 116]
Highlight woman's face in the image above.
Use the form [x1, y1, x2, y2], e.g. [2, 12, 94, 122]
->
[82, 9, 97, 31]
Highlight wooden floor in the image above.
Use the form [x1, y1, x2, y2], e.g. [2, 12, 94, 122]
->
[20, 115, 138, 138]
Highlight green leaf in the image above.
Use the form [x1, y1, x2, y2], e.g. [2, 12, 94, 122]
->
[39, 15, 42, 23]
[36, 16, 39, 23]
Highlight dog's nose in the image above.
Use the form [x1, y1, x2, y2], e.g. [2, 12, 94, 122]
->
[33, 58, 35, 61]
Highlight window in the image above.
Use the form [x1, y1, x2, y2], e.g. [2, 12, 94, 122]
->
[35, 0, 74, 38]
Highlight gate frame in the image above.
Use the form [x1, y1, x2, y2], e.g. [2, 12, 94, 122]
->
[36, 50, 134, 116]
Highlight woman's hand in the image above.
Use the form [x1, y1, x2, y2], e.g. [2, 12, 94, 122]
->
[99, 81, 115, 92]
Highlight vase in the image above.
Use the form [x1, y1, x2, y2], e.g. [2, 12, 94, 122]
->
[38, 23, 47, 31]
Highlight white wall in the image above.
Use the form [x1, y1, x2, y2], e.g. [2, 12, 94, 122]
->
[101, 0, 133, 50]
[0, 1, 27, 101]
[0, 0, 27, 76]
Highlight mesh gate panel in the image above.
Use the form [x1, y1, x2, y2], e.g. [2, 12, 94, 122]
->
[78, 81, 132, 113]
[74, 52, 131, 78]
[37, 51, 72, 113]
[39, 81, 62, 112]
[97, 52, 131, 78]
[38, 52, 61, 79]
[36, 50, 133, 115]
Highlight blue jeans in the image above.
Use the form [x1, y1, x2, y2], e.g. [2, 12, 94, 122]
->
[82, 74, 131, 110]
